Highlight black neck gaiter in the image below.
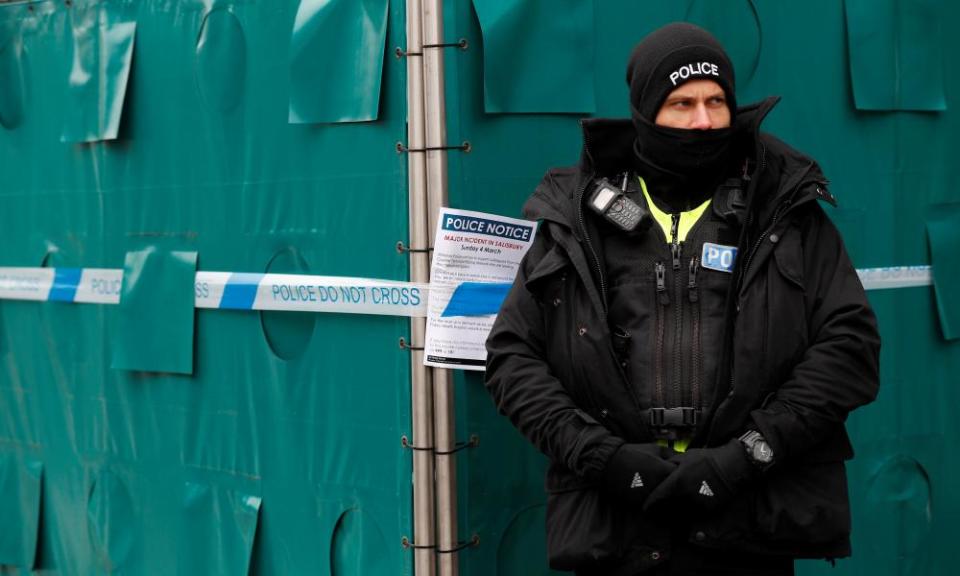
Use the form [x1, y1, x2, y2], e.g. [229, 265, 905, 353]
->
[631, 109, 736, 213]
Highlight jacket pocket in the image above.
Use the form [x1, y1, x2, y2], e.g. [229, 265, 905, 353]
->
[544, 464, 620, 571]
[611, 325, 631, 367]
[754, 458, 851, 545]
[772, 227, 804, 291]
[765, 227, 809, 377]
[525, 244, 570, 297]
[697, 432, 855, 553]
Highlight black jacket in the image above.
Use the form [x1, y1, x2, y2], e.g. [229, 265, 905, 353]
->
[484, 98, 881, 574]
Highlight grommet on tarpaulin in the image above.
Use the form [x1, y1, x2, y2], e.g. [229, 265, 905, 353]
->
[400, 435, 433, 452]
[396, 141, 472, 154]
[398, 337, 424, 351]
[400, 536, 436, 550]
[396, 241, 433, 254]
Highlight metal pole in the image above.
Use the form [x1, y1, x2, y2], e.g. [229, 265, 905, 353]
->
[406, 1, 436, 575]
[421, 1, 459, 575]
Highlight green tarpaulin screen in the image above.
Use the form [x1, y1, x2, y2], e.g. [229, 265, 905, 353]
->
[288, 0, 390, 123]
[471, 0, 596, 114]
[0, 1, 411, 574]
[61, 0, 137, 143]
[0, 457, 42, 570]
[844, 0, 947, 112]
[926, 205, 960, 340]
[111, 247, 198, 375]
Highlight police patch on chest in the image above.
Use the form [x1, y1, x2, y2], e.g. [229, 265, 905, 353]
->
[701, 243, 738, 273]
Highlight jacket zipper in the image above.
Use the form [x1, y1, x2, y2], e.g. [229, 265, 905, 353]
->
[722, 140, 767, 404]
[734, 140, 766, 278]
[688, 257, 701, 408]
[576, 175, 607, 310]
[670, 214, 683, 408]
[574, 164, 644, 415]
[654, 262, 668, 407]
[576, 123, 608, 310]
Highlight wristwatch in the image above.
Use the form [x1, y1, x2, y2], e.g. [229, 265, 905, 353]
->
[738, 430, 775, 469]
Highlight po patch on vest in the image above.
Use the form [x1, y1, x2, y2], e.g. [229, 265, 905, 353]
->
[701, 243, 737, 273]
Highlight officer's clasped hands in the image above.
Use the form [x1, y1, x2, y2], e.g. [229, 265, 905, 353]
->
[643, 439, 757, 513]
[601, 443, 678, 507]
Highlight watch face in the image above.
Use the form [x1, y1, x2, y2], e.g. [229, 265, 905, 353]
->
[753, 441, 774, 463]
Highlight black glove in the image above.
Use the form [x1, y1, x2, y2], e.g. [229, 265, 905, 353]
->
[642, 439, 756, 513]
[600, 443, 678, 507]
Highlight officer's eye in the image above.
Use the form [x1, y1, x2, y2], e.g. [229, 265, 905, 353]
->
[707, 96, 726, 106]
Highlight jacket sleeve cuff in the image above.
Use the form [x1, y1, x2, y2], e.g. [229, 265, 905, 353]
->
[577, 435, 625, 483]
[748, 406, 788, 464]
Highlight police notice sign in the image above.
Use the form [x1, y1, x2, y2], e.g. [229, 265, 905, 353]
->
[424, 208, 537, 370]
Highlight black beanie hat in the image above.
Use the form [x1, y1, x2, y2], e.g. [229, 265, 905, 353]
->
[626, 23, 736, 121]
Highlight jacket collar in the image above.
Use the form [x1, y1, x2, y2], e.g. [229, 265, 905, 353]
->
[577, 96, 781, 177]
[525, 96, 832, 232]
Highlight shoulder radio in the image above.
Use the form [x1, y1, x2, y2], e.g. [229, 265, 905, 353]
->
[587, 175, 651, 232]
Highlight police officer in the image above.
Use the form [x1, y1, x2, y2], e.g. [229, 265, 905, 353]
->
[485, 23, 880, 576]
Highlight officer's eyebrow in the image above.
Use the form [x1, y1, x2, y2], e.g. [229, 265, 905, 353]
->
[663, 89, 726, 105]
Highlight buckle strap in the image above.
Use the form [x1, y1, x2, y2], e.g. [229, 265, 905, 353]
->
[646, 407, 701, 428]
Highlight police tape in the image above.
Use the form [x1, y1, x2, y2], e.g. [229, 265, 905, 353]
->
[855, 266, 932, 290]
[0, 265, 936, 317]
[0, 267, 430, 317]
